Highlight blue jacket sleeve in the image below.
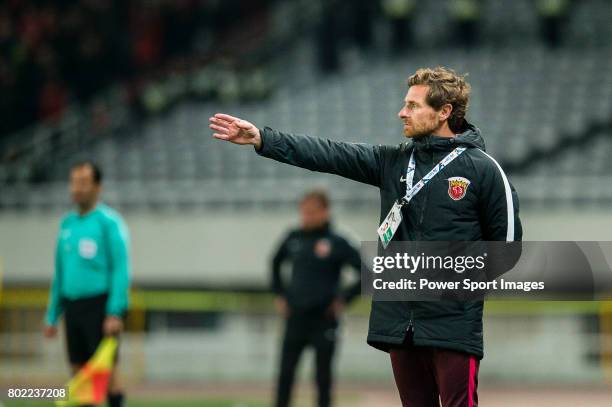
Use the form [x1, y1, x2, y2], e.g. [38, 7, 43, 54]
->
[256, 127, 383, 187]
[105, 216, 131, 317]
[45, 237, 64, 326]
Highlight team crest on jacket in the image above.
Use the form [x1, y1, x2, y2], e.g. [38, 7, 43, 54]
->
[314, 238, 331, 258]
[447, 177, 471, 201]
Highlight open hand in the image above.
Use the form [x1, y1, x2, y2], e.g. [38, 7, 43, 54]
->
[209, 113, 262, 149]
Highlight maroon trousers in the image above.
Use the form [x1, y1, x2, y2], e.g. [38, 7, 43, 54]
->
[390, 341, 479, 407]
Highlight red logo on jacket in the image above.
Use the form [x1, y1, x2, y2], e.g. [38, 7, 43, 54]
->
[314, 239, 331, 258]
[447, 177, 471, 200]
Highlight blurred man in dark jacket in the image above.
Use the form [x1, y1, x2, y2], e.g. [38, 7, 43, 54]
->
[272, 189, 361, 407]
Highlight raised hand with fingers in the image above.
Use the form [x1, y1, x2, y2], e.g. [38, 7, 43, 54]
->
[209, 113, 262, 149]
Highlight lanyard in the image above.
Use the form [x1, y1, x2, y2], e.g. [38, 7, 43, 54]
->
[401, 147, 466, 205]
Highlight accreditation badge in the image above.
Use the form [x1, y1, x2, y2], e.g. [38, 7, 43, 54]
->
[377, 200, 403, 249]
[78, 238, 98, 259]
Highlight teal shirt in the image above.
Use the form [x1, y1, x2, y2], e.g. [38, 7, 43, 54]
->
[45, 203, 131, 325]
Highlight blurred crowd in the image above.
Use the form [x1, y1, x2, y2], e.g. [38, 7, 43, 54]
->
[0, 0, 576, 140]
[0, 0, 272, 138]
[316, 0, 573, 73]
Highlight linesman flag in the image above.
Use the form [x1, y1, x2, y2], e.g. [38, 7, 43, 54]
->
[56, 337, 118, 406]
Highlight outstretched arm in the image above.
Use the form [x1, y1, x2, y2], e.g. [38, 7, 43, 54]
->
[209, 113, 384, 187]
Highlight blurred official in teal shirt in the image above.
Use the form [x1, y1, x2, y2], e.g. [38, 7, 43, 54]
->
[43, 161, 130, 407]
[45, 202, 130, 325]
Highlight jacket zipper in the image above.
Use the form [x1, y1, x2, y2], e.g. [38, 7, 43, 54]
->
[409, 147, 433, 332]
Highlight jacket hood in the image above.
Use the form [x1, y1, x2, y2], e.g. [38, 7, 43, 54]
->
[412, 121, 485, 152]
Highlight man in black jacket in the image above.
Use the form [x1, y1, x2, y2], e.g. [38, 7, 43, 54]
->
[209, 67, 522, 407]
[272, 189, 361, 407]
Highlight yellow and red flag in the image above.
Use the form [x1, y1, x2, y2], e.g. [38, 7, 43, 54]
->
[56, 336, 118, 406]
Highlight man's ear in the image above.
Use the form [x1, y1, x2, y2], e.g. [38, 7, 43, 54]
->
[439, 104, 453, 121]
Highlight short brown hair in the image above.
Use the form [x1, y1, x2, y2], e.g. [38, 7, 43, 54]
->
[301, 189, 329, 209]
[408, 67, 471, 133]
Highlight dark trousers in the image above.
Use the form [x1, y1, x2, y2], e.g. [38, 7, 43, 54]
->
[275, 311, 338, 407]
[63, 294, 108, 365]
[390, 334, 479, 407]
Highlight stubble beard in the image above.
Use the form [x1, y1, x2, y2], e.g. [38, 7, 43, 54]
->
[403, 117, 440, 139]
